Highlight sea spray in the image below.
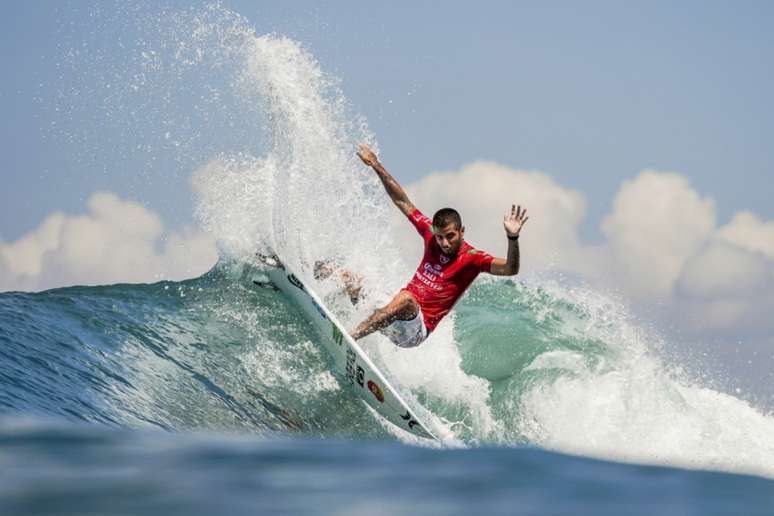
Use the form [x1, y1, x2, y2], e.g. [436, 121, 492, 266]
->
[189, 26, 395, 282]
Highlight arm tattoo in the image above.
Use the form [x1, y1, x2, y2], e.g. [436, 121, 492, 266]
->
[507, 239, 520, 274]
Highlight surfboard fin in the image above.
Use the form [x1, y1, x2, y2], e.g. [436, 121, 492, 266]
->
[252, 279, 280, 291]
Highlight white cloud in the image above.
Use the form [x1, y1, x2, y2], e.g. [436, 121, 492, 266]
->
[676, 240, 772, 299]
[401, 160, 586, 271]
[0, 192, 218, 292]
[673, 224, 774, 336]
[400, 162, 774, 338]
[716, 211, 774, 258]
[599, 171, 716, 299]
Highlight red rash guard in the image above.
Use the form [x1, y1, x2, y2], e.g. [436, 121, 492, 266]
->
[402, 209, 494, 333]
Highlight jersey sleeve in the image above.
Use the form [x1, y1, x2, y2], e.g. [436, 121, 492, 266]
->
[477, 250, 495, 273]
[407, 208, 434, 239]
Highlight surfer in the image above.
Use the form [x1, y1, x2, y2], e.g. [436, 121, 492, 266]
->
[342, 144, 528, 348]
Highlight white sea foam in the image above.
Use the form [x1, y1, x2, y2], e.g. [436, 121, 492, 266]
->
[515, 281, 774, 479]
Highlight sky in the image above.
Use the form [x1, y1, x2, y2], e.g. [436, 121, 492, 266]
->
[1, 1, 773, 398]
[2, 1, 773, 241]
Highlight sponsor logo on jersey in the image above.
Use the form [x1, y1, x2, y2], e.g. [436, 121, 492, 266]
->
[439, 254, 450, 264]
[413, 271, 444, 291]
[367, 380, 385, 403]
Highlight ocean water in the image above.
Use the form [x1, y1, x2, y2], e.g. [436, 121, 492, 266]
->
[3, 3, 774, 514]
[2, 420, 773, 516]
[2, 264, 774, 515]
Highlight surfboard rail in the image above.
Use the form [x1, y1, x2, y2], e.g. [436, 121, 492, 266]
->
[260, 258, 436, 441]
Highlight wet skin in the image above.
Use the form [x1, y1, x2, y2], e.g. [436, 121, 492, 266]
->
[434, 222, 465, 258]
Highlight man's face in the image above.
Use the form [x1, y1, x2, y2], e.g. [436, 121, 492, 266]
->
[433, 223, 465, 257]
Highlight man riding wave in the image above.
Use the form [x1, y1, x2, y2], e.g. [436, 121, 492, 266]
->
[341, 144, 528, 348]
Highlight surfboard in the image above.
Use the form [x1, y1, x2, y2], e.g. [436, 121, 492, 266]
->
[256, 255, 436, 441]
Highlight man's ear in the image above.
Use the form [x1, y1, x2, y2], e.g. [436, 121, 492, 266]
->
[460, 226, 465, 237]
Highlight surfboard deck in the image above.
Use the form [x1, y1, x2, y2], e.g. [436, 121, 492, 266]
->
[256, 255, 436, 441]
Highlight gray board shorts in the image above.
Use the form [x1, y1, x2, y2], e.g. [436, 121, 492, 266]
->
[380, 306, 428, 348]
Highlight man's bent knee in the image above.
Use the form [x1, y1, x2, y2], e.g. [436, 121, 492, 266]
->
[392, 291, 419, 321]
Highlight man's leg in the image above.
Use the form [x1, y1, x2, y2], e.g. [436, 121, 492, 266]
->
[351, 290, 418, 340]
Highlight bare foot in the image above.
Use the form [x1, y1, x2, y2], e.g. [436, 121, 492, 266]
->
[314, 260, 363, 305]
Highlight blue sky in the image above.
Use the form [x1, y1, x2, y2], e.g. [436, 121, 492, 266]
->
[2, 0, 773, 243]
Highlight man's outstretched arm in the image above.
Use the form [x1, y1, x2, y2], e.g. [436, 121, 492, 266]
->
[357, 144, 416, 217]
[488, 204, 529, 276]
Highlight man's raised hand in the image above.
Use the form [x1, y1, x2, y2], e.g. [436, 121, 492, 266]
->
[356, 143, 379, 168]
[504, 204, 529, 237]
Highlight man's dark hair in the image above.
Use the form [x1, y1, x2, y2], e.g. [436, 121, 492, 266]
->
[432, 208, 462, 230]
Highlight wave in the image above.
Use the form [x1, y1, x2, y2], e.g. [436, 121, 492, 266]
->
[2, 261, 774, 479]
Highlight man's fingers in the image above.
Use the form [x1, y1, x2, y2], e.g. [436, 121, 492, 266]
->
[508, 204, 529, 224]
[356, 147, 371, 166]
